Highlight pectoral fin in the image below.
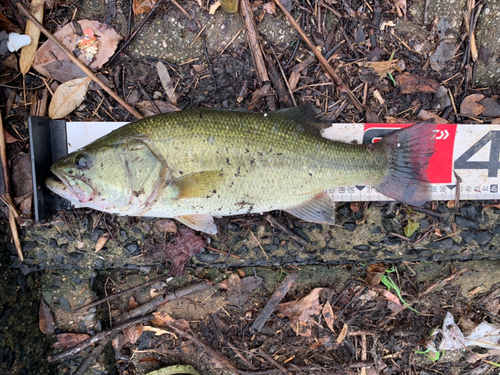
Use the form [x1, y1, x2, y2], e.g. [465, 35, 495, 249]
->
[171, 171, 224, 199]
[176, 214, 217, 234]
[285, 192, 336, 225]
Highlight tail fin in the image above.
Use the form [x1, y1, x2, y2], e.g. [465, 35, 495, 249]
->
[373, 121, 437, 207]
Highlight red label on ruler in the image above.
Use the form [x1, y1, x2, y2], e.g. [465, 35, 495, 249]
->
[364, 124, 458, 184]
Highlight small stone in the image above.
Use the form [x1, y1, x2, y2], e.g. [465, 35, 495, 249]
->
[194, 253, 220, 263]
[344, 222, 357, 231]
[427, 238, 456, 250]
[68, 252, 84, 264]
[263, 244, 278, 251]
[124, 243, 140, 256]
[36, 249, 48, 261]
[90, 229, 105, 243]
[338, 205, 351, 218]
[455, 216, 479, 229]
[476, 232, 493, 245]
[48, 238, 58, 248]
[58, 296, 71, 312]
[54, 254, 64, 265]
[71, 276, 82, 285]
[368, 241, 380, 247]
[293, 227, 310, 242]
[353, 245, 370, 251]
[371, 226, 382, 234]
[460, 231, 476, 244]
[459, 204, 479, 219]
[235, 245, 248, 256]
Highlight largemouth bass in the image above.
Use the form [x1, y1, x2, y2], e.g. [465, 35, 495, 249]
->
[46, 107, 436, 234]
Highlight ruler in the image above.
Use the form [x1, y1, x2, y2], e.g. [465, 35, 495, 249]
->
[65, 121, 500, 203]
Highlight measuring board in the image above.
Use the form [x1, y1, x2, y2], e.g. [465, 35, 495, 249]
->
[58, 121, 500, 204]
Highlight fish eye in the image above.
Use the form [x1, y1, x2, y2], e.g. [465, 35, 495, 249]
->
[74, 153, 91, 169]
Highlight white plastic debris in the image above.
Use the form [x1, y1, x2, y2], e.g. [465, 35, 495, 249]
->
[7, 33, 31, 52]
[439, 312, 500, 351]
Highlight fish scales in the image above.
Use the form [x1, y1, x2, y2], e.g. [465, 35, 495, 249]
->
[47, 107, 436, 233]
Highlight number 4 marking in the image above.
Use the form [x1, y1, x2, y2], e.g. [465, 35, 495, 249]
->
[454, 131, 500, 177]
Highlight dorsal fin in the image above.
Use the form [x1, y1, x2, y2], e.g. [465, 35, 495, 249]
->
[267, 106, 326, 133]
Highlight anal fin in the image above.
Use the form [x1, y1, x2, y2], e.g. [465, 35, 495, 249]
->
[285, 192, 336, 225]
[176, 214, 217, 234]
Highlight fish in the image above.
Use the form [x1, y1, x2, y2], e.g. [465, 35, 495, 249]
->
[46, 107, 436, 234]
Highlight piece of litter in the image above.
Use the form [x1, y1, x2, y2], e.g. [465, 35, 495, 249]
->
[7, 33, 31, 52]
[75, 28, 100, 61]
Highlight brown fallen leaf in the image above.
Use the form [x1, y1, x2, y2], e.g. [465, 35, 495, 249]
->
[227, 274, 262, 307]
[322, 300, 336, 333]
[358, 60, 398, 79]
[156, 62, 179, 105]
[276, 288, 324, 337]
[155, 219, 177, 233]
[39, 297, 55, 334]
[4, 129, 21, 143]
[396, 72, 439, 94]
[395, 0, 406, 18]
[263, 2, 276, 14]
[336, 323, 348, 344]
[19, 0, 44, 75]
[48, 76, 92, 119]
[418, 109, 449, 124]
[44, 60, 87, 83]
[53, 333, 90, 349]
[135, 100, 180, 117]
[460, 94, 485, 117]
[164, 227, 206, 277]
[33, 20, 122, 78]
[152, 311, 191, 331]
[366, 263, 385, 286]
[133, 0, 159, 14]
[123, 324, 143, 345]
[209, 1, 221, 14]
[129, 295, 140, 310]
[95, 232, 110, 252]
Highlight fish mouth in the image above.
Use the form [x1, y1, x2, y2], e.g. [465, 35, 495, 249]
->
[46, 167, 94, 204]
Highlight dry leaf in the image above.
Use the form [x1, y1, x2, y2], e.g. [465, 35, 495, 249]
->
[209, 1, 221, 14]
[366, 263, 385, 286]
[276, 288, 324, 337]
[358, 60, 397, 79]
[95, 233, 110, 252]
[165, 228, 206, 276]
[337, 323, 348, 344]
[156, 61, 179, 105]
[49, 76, 92, 119]
[133, 0, 159, 14]
[4, 129, 21, 143]
[152, 311, 191, 331]
[155, 219, 177, 233]
[396, 72, 439, 94]
[395, 0, 406, 18]
[143, 326, 173, 336]
[263, 2, 276, 14]
[33, 20, 123, 78]
[135, 100, 180, 116]
[53, 333, 90, 349]
[19, 0, 44, 75]
[460, 94, 485, 117]
[129, 295, 140, 310]
[322, 300, 336, 333]
[418, 109, 449, 124]
[123, 324, 143, 345]
[39, 297, 55, 334]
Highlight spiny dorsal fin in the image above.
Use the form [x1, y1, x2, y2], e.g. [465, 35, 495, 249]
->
[171, 171, 224, 199]
[176, 214, 217, 234]
[267, 106, 326, 133]
[285, 192, 336, 225]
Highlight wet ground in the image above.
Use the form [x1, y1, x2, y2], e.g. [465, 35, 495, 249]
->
[3, 0, 500, 374]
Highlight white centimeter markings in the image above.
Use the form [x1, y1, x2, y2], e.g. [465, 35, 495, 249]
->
[67, 122, 500, 203]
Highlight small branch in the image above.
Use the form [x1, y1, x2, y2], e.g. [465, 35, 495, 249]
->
[264, 46, 294, 107]
[251, 273, 298, 333]
[264, 214, 308, 248]
[115, 281, 215, 323]
[73, 335, 115, 375]
[48, 314, 152, 362]
[273, 0, 362, 110]
[0, 112, 23, 261]
[16, 3, 143, 120]
[240, 0, 269, 84]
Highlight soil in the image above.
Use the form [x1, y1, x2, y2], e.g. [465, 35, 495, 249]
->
[2, 0, 500, 374]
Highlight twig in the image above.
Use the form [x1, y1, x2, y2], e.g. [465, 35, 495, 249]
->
[48, 314, 152, 362]
[240, 0, 269, 83]
[388, 232, 411, 241]
[410, 206, 444, 219]
[0, 113, 23, 261]
[115, 281, 215, 323]
[269, 45, 296, 107]
[264, 214, 308, 248]
[16, 3, 143, 120]
[171, 0, 192, 19]
[264, 48, 293, 107]
[73, 335, 115, 375]
[273, 0, 362, 110]
[251, 273, 298, 333]
[73, 274, 174, 312]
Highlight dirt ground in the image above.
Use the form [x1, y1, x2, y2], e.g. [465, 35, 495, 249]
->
[2, 0, 500, 374]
